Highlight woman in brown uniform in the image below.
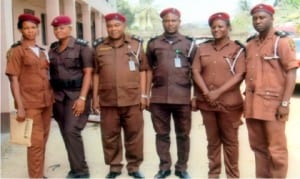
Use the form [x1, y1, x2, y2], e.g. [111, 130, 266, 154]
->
[192, 12, 245, 178]
[5, 14, 54, 178]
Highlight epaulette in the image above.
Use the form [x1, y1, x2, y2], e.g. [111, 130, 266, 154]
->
[234, 40, 245, 49]
[75, 38, 88, 46]
[275, 31, 289, 38]
[11, 41, 21, 48]
[185, 36, 194, 41]
[147, 36, 159, 44]
[39, 46, 45, 51]
[50, 41, 59, 49]
[131, 35, 143, 42]
[202, 39, 214, 44]
[246, 34, 257, 42]
[93, 37, 105, 48]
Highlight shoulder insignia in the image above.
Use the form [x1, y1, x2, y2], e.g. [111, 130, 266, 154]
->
[50, 41, 59, 49]
[39, 46, 45, 51]
[275, 31, 289, 38]
[75, 38, 88, 46]
[185, 36, 194, 41]
[234, 40, 245, 49]
[11, 41, 21, 48]
[246, 34, 257, 42]
[93, 37, 105, 48]
[131, 35, 143, 42]
[6, 49, 13, 59]
[202, 39, 214, 44]
[147, 36, 159, 44]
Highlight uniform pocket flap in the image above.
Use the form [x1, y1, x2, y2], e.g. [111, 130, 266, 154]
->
[256, 90, 280, 99]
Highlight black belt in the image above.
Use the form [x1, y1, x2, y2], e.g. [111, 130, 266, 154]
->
[51, 78, 82, 90]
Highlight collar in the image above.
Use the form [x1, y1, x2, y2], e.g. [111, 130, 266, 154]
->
[103, 34, 132, 47]
[255, 28, 276, 43]
[211, 38, 231, 50]
[159, 33, 184, 44]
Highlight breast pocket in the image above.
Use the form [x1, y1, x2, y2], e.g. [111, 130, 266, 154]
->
[63, 52, 81, 69]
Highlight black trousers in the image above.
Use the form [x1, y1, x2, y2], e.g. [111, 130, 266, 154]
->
[53, 97, 90, 175]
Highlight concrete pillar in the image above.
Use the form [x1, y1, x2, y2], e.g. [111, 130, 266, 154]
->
[46, 0, 60, 45]
[95, 12, 105, 38]
[1, 0, 14, 133]
[63, 0, 76, 37]
[82, 3, 92, 42]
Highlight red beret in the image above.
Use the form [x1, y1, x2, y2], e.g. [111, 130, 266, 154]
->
[208, 12, 230, 26]
[18, 14, 40, 25]
[160, 8, 181, 18]
[104, 13, 126, 23]
[251, 3, 275, 15]
[51, 15, 72, 27]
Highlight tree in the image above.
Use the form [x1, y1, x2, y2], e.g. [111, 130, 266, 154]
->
[116, 0, 135, 27]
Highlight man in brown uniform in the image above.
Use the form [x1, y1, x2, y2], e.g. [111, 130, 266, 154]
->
[92, 13, 147, 179]
[245, 4, 298, 178]
[6, 14, 54, 178]
[192, 12, 245, 178]
[146, 8, 196, 179]
[49, 15, 93, 178]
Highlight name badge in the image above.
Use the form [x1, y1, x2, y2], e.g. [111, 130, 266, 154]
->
[174, 57, 182, 68]
[129, 60, 136, 71]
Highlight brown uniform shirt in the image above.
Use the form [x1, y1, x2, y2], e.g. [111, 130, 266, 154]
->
[94, 35, 149, 107]
[244, 29, 298, 121]
[5, 41, 53, 109]
[192, 39, 246, 111]
[49, 36, 94, 101]
[146, 33, 195, 104]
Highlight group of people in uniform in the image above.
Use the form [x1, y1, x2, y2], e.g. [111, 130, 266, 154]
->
[5, 2, 298, 179]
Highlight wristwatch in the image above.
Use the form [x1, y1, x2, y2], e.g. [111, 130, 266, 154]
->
[281, 101, 289, 107]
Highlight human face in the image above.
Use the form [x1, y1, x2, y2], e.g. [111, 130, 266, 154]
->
[53, 25, 72, 40]
[106, 20, 125, 40]
[210, 19, 230, 40]
[19, 21, 38, 41]
[162, 13, 181, 34]
[252, 11, 273, 33]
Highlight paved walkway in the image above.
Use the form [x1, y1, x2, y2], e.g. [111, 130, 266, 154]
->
[2, 101, 300, 178]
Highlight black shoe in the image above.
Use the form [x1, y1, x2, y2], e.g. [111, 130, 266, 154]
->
[174, 170, 190, 179]
[66, 170, 90, 178]
[154, 170, 171, 179]
[128, 171, 145, 179]
[105, 171, 121, 179]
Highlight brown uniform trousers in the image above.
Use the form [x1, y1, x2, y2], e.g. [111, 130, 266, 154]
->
[192, 40, 245, 178]
[149, 104, 191, 171]
[5, 41, 54, 178]
[94, 35, 148, 173]
[200, 109, 242, 178]
[49, 37, 94, 175]
[245, 29, 299, 178]
[100, 105, 143, 173]
[26, 107, 52, 178]
[146, 33, 195, 172]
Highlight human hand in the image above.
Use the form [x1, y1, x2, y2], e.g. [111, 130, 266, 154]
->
[92, 98, 101, 114]
[276, 106, 289, 122]
[206, 89, 221, 103]
[72, 98, 86, 117]
[140, 98, 147, 111]
[191, 98, 198, 111]
[16, 108, 26, 122]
